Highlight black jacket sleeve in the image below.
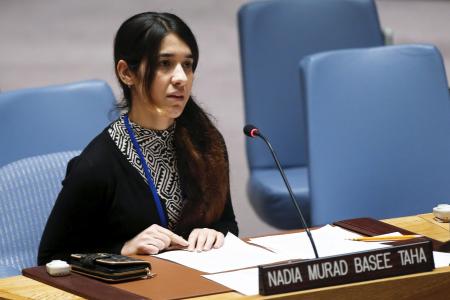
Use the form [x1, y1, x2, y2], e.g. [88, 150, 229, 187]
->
[37, 155, 123, 265]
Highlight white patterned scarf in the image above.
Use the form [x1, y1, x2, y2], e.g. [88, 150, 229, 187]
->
[108, 115, 184, 230]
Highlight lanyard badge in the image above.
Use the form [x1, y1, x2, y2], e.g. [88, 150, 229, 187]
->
[124, 114, 168, 228]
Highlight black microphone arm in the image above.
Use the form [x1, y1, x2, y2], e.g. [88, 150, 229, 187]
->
[243, 124, 319, 258]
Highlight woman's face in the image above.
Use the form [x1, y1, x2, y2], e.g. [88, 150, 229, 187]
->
[136, 33, 194, 121]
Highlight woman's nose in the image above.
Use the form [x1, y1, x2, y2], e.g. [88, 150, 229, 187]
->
[172, 64, 187, 85]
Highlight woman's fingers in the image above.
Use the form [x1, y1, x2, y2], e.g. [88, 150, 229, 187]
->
[187, 229, 200, 251]
[138, 243, 160, 255]
[122, 224, 188, 255]
[169, 232, 189, 247]
[149, 224, 189, 247]
[128, 226, 226, 255]
[202, 230, 217, 251]
[147, 236, 167, 250]
[213, 232, 225, 249]
[187, 228, 224, 252]
[144, 230, 170, 248]
[195, 230, 208, 252]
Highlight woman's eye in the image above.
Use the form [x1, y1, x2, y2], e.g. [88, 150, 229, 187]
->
[182, 61, 193, 70]
[159, 60, 171, 68]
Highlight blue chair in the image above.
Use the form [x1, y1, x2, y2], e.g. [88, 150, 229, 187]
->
[0, 151, 80, 277]
[0, 265, 20, 278]
[238, 0, 384, 229]
[0, 80, 117, 167]
[301, 44, 450, 226]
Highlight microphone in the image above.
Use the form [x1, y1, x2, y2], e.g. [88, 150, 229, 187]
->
[243, 124, 319, 258]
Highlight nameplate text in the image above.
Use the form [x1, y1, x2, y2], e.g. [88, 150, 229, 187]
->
[259, 240, 434, 295]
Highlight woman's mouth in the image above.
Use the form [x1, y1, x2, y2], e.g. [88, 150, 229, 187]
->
[167, 93, 184, 100]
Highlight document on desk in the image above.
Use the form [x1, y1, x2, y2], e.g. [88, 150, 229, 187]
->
[203, 268, 259, 296]
[154, 233, 289, 273]
[433, 251, 450, 268]
[248, 225, 391, 259]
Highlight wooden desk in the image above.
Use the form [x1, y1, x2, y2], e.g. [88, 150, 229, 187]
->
[383, 213, 449, 242]
[1, 214, 449, 300]
[0, 275, 83, 300]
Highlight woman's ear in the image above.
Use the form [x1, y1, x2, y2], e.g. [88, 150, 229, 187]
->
[116, 60, 135, 87]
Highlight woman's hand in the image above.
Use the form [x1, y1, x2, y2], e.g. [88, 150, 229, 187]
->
[187, 228, 224, 252]
[121, 224, 188, 255]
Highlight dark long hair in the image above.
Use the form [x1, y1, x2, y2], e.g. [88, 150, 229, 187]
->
[114, 12, 229, 234]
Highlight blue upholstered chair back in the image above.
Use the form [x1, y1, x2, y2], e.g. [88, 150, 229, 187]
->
[0, 151, 79, 276]
[238, 0, 384, 229]
[239, 0, 384, 169]
[0, 80, 117, 167]
[301, 44, 450, 226]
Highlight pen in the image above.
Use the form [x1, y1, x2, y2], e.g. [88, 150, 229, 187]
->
[350, 235, 423, 242]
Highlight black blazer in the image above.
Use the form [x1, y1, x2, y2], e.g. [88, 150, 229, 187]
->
[38, 127, 238, 265]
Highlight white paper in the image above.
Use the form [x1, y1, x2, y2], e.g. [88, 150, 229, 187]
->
[154, 233, 288, 273]
[433, 251, 450, 268]
[203, 268, 259, 296]
[248, 225, 391, 259]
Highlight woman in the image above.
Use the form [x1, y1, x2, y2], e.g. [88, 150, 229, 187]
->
[38, 12, 238, 265]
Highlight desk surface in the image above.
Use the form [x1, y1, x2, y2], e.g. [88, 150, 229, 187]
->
[1, 213, 449, 300]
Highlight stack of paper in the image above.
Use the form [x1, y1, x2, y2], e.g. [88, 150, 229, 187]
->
[248, 224, 391, 259]
[155, 233, 289, 273]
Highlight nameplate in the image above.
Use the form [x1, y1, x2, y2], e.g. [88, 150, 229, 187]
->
[259, 240, 434, 295]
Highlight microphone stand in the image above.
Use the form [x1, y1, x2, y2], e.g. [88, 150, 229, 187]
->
[253, 131, 319, 259]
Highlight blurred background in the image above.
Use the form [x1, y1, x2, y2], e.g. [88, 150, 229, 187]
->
[1, 0, 449, 237]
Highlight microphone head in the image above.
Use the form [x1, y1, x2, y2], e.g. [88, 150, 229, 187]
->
[243, 124, 260, 138]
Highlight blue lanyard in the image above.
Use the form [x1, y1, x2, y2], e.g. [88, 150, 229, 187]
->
[123, 114, 168, 228]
